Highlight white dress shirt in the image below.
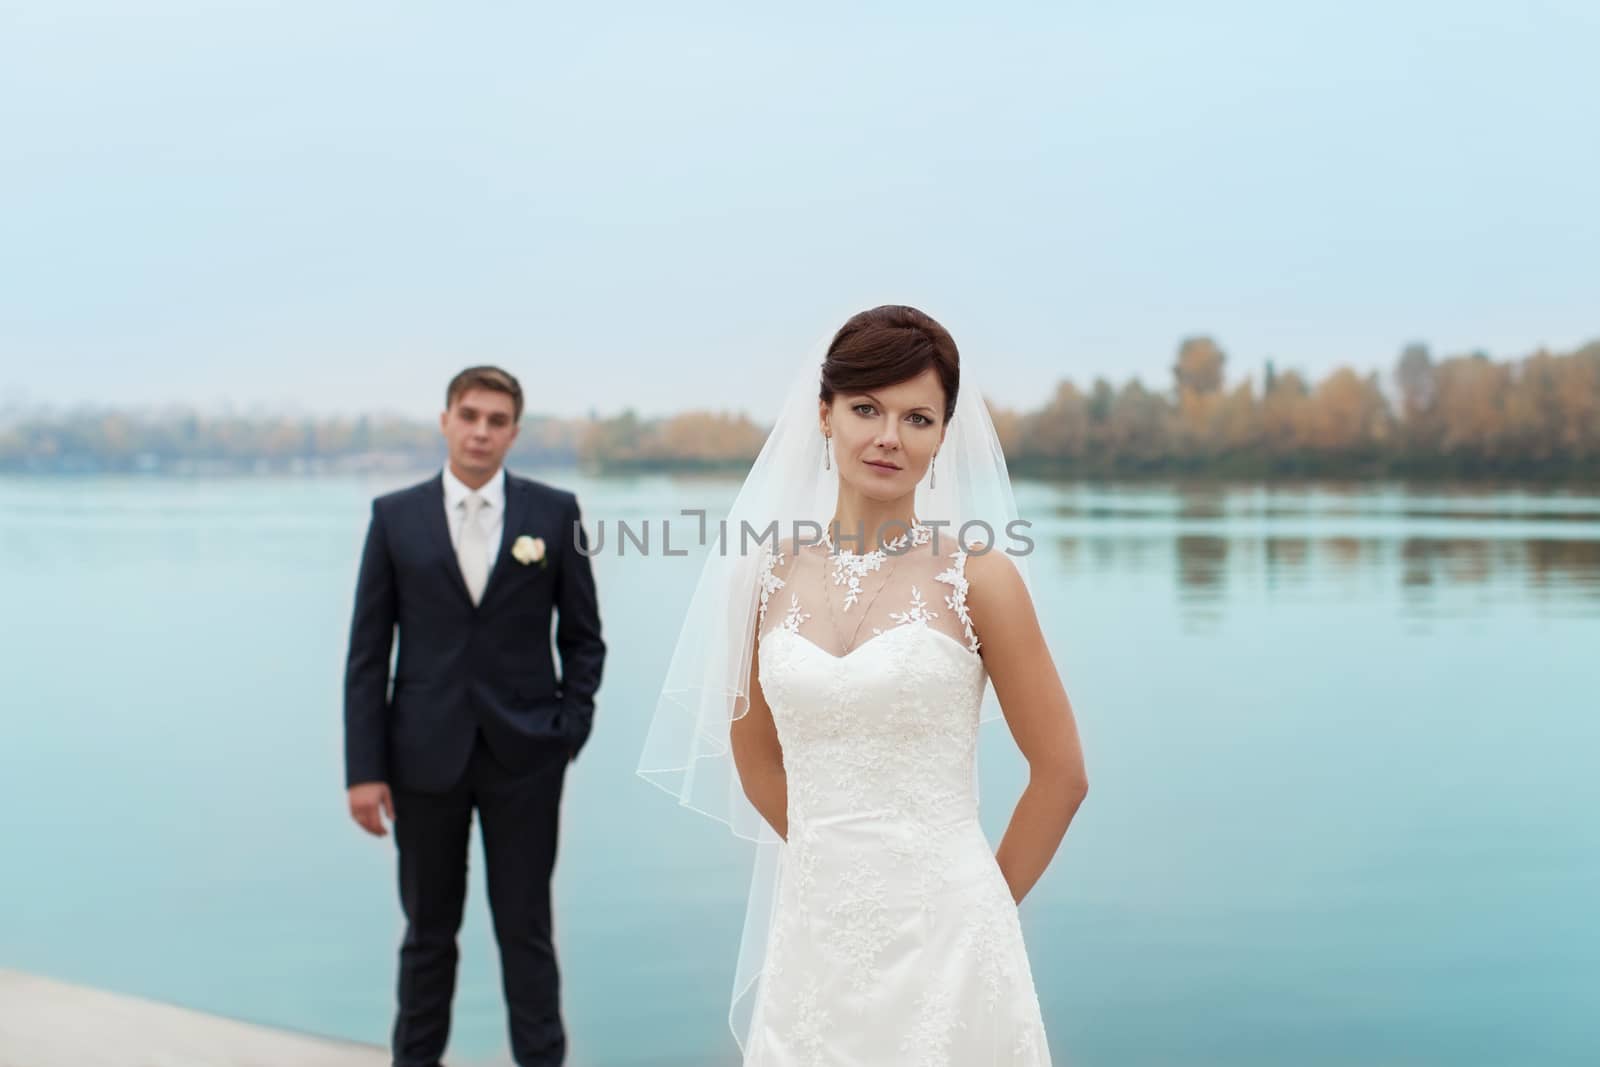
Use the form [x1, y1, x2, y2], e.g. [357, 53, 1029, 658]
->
[442, 463, 506, 577]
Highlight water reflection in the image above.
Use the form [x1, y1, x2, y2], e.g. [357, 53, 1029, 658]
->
[1042, 479, 1600, 623]
[1263, 536, 1310, 583]
[1053, 503, 1600, 523]
[1056, 527, 1593, 620]
[1175, 535, 1228, 600]
[1048, 482, 1600, 524]
[1526, 538, 1600, 590]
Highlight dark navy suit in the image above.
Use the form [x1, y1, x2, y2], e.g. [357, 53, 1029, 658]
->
[343, 468, 605, 1067]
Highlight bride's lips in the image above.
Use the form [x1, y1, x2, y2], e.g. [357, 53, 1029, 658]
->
[863, 459, 901, 471]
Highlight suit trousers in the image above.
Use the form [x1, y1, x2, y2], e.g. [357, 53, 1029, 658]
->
[390, 728, 569, 1067]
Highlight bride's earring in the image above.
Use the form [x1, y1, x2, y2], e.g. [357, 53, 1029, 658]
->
[929, 451, 937, 489]
[823, 433, 831, 470]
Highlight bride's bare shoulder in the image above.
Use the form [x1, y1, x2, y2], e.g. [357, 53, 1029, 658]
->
[962, 544, 1030, 614]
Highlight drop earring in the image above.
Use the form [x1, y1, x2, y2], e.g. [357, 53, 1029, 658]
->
[823, 433, 831, 470]
[929, 451, 937, 489]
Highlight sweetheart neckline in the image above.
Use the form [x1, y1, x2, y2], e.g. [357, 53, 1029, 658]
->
[763, 621, 982, 665]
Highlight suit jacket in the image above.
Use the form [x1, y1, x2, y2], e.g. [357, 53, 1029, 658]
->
[342, 469, 606, 792]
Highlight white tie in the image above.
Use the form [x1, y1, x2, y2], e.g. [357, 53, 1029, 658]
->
[458, 491, 490, 605]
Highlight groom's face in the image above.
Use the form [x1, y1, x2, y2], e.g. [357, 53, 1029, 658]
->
[440, 387, 519, 479]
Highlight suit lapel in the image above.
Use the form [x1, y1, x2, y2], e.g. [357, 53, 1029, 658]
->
[422, 471, 475, 608]
[478, 475, 531, 611]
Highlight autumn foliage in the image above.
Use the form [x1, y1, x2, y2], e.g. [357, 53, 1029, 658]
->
[994, 338, 1599, 479]
[4, 338, 1595, 480]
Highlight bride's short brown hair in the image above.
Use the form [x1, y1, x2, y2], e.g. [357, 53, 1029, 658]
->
[820, 305, 960, 425]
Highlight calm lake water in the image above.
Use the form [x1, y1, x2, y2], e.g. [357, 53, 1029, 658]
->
[2, 473, 1597, 1066]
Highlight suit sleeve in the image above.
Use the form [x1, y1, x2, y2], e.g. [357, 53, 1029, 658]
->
[343, 498, 398, 787]
[554, 492, 606, 754]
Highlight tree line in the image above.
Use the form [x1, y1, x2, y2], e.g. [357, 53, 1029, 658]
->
[996, 338, 1599, 479]
[2, 337, 1595, 480]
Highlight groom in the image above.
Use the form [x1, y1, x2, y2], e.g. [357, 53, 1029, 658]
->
[343, 365, 605, 1067]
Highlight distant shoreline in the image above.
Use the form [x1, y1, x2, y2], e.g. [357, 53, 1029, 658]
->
[5, 329, 1596, 486]
[1, 457, 1595, 487]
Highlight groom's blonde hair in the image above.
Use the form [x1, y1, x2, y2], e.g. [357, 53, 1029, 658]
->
[446, 365, 524, 421]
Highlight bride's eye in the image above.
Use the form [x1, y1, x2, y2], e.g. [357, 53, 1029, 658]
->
[907, 413, 931, 427]
[852, 403, 876, 417]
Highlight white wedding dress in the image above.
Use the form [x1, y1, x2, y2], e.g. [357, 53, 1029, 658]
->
[743, 522, 1052, 1066]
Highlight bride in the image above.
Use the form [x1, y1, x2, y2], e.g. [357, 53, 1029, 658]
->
[639, 305, 1087, 1065]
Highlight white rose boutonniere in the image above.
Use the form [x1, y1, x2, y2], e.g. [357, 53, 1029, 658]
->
[512, 535, 547, 568]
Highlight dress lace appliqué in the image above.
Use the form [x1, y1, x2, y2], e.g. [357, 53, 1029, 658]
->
[826, 522, 934, 611]
[780, 592, 809, 635]
[887, 585, 939, 627]
[756, 546, 787, 629]
[933, 547, 980, 653]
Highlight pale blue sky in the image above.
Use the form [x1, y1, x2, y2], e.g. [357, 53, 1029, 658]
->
[2, 1, 1595, 419]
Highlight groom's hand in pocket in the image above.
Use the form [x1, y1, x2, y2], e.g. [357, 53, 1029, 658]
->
[348, 782, 394, 837]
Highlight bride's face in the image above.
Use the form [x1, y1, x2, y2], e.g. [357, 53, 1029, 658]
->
[820, 367, 949, 500]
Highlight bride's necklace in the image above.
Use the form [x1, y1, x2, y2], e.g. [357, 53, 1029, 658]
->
[820, 518, 925, 654]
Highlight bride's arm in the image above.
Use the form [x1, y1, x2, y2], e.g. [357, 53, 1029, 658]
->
[966, 547, 1087, 904]
[730, 629, 788, 841]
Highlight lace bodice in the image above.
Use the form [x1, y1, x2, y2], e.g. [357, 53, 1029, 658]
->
[757, 522, 982, 659]
[754, 523, 990, 834]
